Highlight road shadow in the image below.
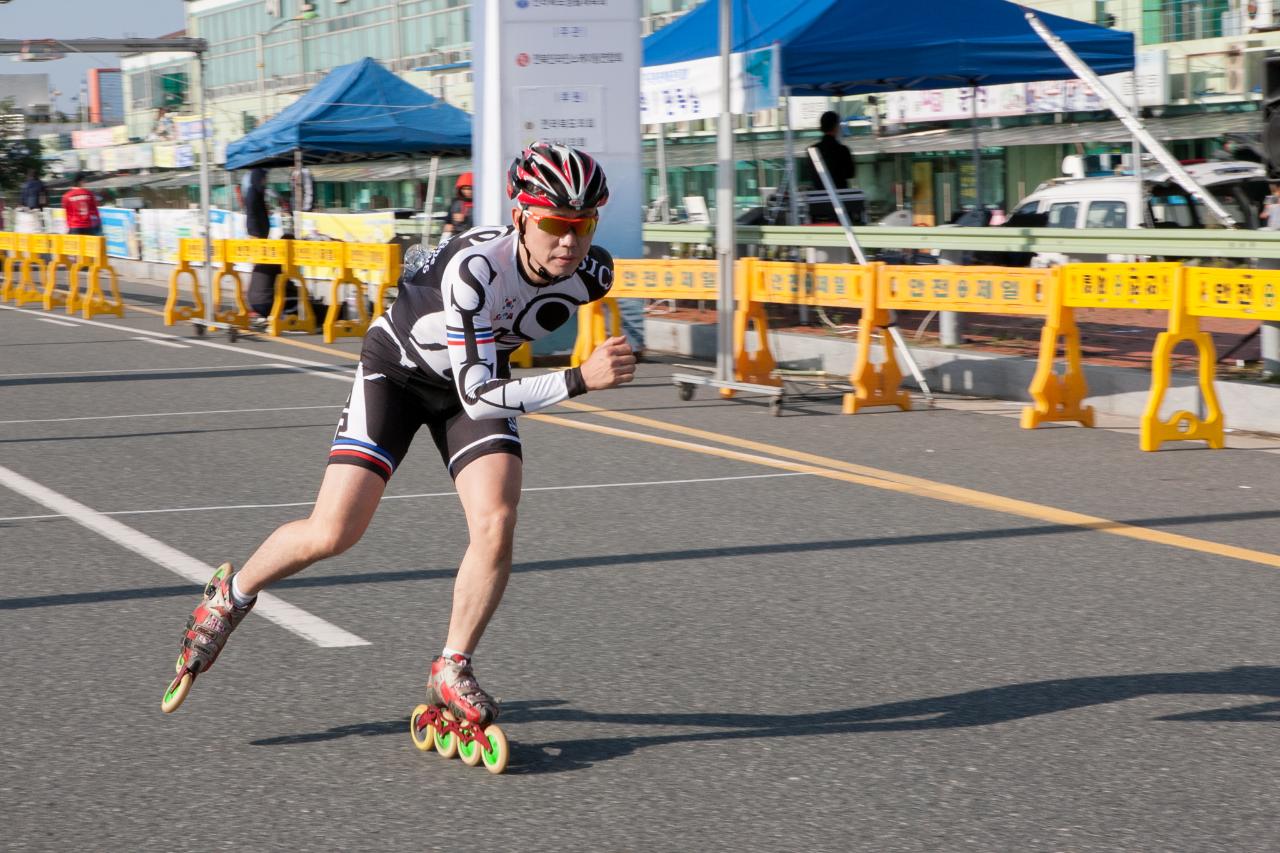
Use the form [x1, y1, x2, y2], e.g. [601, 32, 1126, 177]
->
[248, 666, 1280, 775]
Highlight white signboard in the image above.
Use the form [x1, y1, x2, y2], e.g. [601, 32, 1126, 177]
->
[884, 49, 1167, 124]
[474, 0, 642, 258]
[640, 44, 781, 124]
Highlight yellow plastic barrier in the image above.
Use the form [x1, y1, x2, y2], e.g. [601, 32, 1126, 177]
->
[64, 236, 124, 319]
[1020, 269, 1092, 430]
[164, 238, 211, 324]
[37, 234, 75, 312]
[880, 265, 1052, 315]
[0, 232, 17, 302]
[345, 242, 399, 321]
[573, 259, 721, 367]
[3, 230, 43, 303]
[303, 241, 360, 344]
[226, 239, 314, 335]
[749, 260, 883, 399]
[1064, 263, 1220, 451]
[1184, 267, 1280, 322]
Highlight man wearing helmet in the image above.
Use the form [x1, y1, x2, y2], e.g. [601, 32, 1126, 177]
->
[164, 143, 635, 732]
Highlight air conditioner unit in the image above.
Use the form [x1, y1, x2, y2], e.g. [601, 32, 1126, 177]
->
[1249, 0, 1280, 31]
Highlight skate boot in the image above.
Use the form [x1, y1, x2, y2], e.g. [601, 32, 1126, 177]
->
[409, 654, 510, 773]
[161, 562, 255, 713]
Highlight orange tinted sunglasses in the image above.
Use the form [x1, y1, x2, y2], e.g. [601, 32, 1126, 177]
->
[527, 210, 598, 238]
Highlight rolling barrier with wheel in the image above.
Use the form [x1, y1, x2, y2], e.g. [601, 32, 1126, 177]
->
[164, 238, 214, 325]
[575, 258, 1280, 451]
[225, 238, 316, 336]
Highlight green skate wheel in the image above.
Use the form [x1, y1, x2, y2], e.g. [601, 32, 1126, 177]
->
[458, 728, 482, 767]
[161, 671, 192, 714]
[480, 724, 509, 775]
[434, 711, 458, 759]
[409, 704, 435, 752]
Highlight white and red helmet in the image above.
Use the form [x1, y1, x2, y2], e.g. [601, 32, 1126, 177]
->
[507, 142, 609, 211]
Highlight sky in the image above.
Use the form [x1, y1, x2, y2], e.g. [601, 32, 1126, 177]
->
[0, 0, 186, 113]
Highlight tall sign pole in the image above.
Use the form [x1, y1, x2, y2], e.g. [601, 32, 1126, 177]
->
[473, 0, 642, 262]
[715, 0, 734, 384]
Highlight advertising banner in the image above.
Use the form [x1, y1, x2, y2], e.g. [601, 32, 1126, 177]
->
[297, 211, 395, 244]
[99, 207, 140, 259]
[640, 44, 780, 124]
[139, 208, 200, 263]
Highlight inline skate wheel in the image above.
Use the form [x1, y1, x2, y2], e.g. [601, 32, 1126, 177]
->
[409, 704, 436, 752]
[457, 728, 483, 767]
[161, 671, 192, 714]
[434, 710, 458, 758]
[479, 724, 509, 774]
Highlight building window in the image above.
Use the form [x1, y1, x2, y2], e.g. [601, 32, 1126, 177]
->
[1142, 0, 1232, 44]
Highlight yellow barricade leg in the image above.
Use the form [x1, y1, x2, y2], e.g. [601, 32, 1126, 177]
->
[41, 257, 72, 312]
[13, 257, 45, 307]
[844, 270, 909, 413]
[1, 255, 14, 302]
[1021, 277, 1094, 429]
[68, 261, 91, 315]
[211, 268, 249, 329]
[81, 263, 125, 319]
[164, 263, 204, 325]
[1139, 270, 1224, 452]
[267, 269, 317, 336]
[509, 343, 533, 368]
[732, 261, 780, 392]
[323, 275, 370, 344]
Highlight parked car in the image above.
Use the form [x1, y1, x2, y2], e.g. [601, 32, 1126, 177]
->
[974, 159, 1270, 267]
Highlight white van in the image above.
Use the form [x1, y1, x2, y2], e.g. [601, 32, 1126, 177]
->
[995, 159, 1270, 265]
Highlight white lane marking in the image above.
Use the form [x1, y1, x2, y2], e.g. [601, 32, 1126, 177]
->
[0, 472, 814, 522]
[0, 363, 286, 379]
[0, 404, 343, 426]
[131, 336, 190, 349]
[38, 317, 80, 327]
[0, 463, 369, 649]
[0, 304, 355, 372]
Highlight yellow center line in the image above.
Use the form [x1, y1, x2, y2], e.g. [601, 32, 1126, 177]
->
[547, 400, 1280, 570]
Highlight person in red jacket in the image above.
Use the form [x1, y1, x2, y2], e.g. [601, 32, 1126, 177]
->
[61, 173, 102, 236]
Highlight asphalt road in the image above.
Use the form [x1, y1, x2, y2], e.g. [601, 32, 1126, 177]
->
[3, 295, 1280, 853]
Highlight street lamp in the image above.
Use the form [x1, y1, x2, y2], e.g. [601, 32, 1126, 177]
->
[257, 2, 322, 119]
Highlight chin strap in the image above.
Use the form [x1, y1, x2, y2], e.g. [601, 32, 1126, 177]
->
[517, 210, 572, 285]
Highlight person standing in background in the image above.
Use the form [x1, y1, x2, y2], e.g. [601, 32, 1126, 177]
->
[20, 170, 47, 211]
[805, 110, 854, 190]
[61, 173, 101, 236]
[441, 171, 475, 239]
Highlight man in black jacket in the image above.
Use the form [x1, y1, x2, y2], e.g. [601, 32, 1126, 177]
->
[806, 110, 854, 190]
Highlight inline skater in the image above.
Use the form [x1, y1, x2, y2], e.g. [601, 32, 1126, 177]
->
[163, 143, 634, 742]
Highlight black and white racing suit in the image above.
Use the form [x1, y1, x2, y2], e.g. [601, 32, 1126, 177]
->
[330, 225, 614, 480]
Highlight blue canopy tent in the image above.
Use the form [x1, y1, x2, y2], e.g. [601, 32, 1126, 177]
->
[225, 57, 471, 169]
[642, 0, 1135, 93]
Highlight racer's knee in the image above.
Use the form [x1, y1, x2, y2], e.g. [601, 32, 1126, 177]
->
[467, 506, 518, 559]
[305, 516, 366, 560]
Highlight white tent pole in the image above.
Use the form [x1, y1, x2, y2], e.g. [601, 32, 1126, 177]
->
[656, 121, 670, 223]
[423, 154, 439, 243]
[1024, 9, 1238, 228]
[196, 52, 213, 328]
[715, 0, 735, 384]
[783, 85, 799, 225]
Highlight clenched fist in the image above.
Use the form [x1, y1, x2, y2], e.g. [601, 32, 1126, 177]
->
[580, 335, 636, 391]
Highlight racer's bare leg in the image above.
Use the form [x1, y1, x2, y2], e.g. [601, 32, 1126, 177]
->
[445, 452, 522, 654]
[234, 464, 388, 595]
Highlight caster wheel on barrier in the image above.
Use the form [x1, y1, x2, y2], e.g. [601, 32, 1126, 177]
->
[677, 383, 695, 402]
[409, 704, 436, 752]
[770, 397, 784, 417]
[193, 323, 206, 338]
[228, 327, 239, 343]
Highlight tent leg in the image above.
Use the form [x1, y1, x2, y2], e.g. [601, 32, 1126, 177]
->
[423, 155, 439, 245]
